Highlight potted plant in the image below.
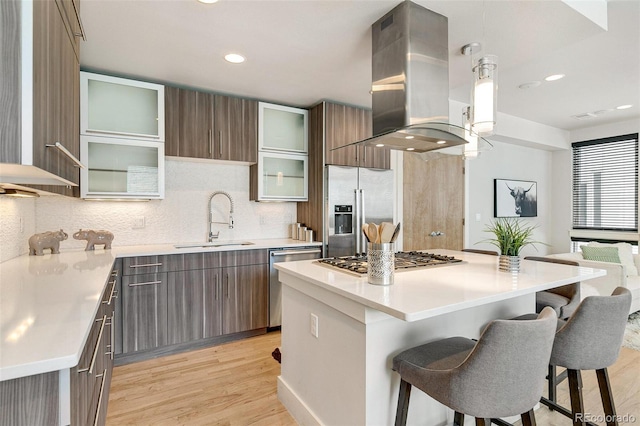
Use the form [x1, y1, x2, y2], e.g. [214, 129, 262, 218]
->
[482, 218, 541, 272]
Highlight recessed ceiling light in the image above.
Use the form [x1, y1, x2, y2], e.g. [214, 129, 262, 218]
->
[224, 53, 245, 64]
[617, 104, 633, 110]
[518, 81, 541, 90]
[405, 135, 415, 140]
[198, 0, 218, 3]
[436, 140, 446, 145]
[544, 74, 565, 82]
[406, 147, 415, 151]
[375, 144, 385, 147]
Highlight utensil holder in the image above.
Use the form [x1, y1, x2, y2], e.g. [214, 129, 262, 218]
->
[367, 242, 395, 285]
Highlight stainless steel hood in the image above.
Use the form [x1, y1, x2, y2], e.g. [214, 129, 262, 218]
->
[334, 1, 490, 156]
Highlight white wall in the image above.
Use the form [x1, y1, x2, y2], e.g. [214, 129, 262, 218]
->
[465, 140, 553, 257]
[1, 158, 297, 262]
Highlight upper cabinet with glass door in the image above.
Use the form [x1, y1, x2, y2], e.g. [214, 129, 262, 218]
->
[258, 102, 308, 153]
[81, 72, 165, 141]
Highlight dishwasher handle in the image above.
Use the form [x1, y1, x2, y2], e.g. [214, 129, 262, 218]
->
[271, 249, 321, 257]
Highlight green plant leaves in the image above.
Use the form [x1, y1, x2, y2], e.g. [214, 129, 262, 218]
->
[481, 218, 543, 256]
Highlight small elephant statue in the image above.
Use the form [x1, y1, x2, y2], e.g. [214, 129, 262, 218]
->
[73, 229, 114, 251]
[28, 229, 68, 256]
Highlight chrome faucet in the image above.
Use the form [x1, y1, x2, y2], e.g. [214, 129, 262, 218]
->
[208, 191, 234, 242]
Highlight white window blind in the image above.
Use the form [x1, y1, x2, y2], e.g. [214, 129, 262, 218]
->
[572, 133, 638, 231]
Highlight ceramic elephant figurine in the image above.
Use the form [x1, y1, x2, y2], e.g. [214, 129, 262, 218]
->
[28, 229, 68, 256]
[73, 229, 114, 251]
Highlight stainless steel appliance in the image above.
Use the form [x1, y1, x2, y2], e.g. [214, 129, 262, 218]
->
[318, 251, 462, 276]
[269, 247, 322, 328]
[326, 165, 394, 257]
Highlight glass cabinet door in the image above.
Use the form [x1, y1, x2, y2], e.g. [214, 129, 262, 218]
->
[257, 152, 307, 201]
[258, 102, 308, 153]
[81, 72, 165, 140]
[80, 136, 165, 199]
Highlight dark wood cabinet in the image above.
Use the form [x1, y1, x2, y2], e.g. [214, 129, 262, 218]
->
[121, 272, 168, 353]
[121, 250, 267, 360]
[324, 102, 389, 170]
[0, 0, 81, 196]
[221, 264, 268, 334]
[164, 87, 258, 163]
[214, 95, 258, 163]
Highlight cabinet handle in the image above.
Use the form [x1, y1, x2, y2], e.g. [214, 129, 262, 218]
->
[78, 315, 107, 374]
[127, 280, 162, 287]
[218, 131, 222, 157]
[107, 314, 115, 360]
[225, 273, 229, 299]
[102, 280, 117, 305]
[215, 274, 219, 300]
[111, 270, 118, 277]
[93, 369, 108, 426]
[46, 142, 86, 169]
[208, 129, 213, 155]
[69, 0, 87, 42]
[129, 262, 162, 268]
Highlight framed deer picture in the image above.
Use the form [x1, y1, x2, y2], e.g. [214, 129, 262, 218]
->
[494, 179, 538, 217]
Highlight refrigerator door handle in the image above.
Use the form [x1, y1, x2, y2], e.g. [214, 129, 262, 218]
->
[354, 189, 361, 255]
[360, 189, 366, 254]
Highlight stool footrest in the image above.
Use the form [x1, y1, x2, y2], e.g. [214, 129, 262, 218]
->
[540, 397, 599, 426]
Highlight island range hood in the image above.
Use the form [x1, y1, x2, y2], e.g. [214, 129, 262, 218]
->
[335, 1, 491, 156]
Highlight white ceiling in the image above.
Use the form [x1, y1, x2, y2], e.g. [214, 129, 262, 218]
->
[80, 0, 640, 132]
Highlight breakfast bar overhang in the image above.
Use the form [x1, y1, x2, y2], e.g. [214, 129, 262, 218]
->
[274, 250, 606, 426]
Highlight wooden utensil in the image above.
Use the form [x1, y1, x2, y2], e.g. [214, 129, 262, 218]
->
[368, 223, 379, 244]
[362, 223, 371, 242]
[390, 222, 401, 243]
[380, 222, 395, 243]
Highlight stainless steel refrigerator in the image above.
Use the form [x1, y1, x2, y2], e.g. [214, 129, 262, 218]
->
[325, 165, 394, 257]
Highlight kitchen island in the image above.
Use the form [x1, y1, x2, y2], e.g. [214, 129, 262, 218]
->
[275, 250, 606, 426]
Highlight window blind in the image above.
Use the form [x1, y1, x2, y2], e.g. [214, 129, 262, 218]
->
[572, 133, 638, 231]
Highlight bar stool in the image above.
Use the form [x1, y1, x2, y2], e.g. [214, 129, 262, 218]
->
[392, 307, 557, 426]
[542, 287, 631, 426]
[462, 249, 498, 256]
[525, 256, 581, 320]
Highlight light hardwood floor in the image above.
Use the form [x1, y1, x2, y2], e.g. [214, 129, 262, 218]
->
[107, 331, 639, 425]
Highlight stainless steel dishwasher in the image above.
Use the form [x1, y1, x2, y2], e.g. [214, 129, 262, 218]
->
[269, 247, 322, 328]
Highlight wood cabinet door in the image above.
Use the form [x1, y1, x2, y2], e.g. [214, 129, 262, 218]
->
[32, 0, 80, 188]
[221, 264, 268, 334]
[214, 95, 257, 163]
[166, 266, 223, 344]
[324, 102, 359, 167]
[165, 87, 214, 159]
[122, 273, 168, 353]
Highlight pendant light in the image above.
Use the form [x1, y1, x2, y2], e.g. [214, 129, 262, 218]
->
[471, 54, 497, 135]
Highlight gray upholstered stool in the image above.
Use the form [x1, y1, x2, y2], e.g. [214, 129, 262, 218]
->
[525, 256, 581, 320]
[462, 249, 498, 256]
[392, 307, 557, 426]
[516, 287, 631, 426]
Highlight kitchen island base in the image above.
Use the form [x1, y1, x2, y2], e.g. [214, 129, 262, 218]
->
[277, 275, 533, 425]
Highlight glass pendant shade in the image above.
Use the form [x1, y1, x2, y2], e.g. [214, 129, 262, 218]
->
[471, 55, 498, 136]
[463, 107, 479, 158]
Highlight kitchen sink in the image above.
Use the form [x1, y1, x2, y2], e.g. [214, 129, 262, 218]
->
[174, 241, 255, 249]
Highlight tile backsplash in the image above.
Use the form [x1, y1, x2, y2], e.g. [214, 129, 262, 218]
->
[1, 158, 297, 262]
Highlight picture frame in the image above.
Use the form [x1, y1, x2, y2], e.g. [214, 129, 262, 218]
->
[494, 179, 538, 218]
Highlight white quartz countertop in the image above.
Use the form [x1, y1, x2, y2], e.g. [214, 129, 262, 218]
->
[275, 250, 607, 322]
[0, 238, 320, 381]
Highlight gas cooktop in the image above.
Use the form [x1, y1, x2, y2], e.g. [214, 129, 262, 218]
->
[317, 251, 463, 276]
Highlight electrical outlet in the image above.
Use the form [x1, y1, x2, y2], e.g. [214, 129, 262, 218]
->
[310, 313, 319, 338]
[133, 216, 145, 229]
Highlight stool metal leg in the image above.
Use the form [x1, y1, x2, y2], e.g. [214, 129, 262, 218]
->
[395, 379, 412, 426]
[547, 364, 557, 409]
[454, 411, 464, 426]
[596, 368, 618, 426]
[568, 369, 586, 426]
[521, 409, 537, 426]
[475, 419, 490, 426]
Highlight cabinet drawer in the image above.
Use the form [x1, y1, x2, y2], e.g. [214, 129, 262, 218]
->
[220, 249, 268, 267]
[122, 253, 206, 274]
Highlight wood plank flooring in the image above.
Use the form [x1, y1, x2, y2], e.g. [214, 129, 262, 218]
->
[107, 331, 639, 425]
